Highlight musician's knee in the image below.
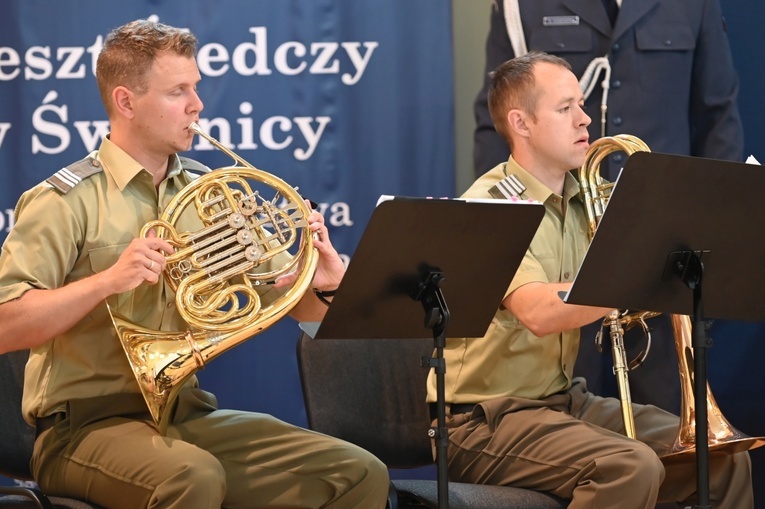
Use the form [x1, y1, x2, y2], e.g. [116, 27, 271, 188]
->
[597, 440, 664, 491]
[335, 446, 390, 500]
[332, 448, 390, 508]
[151, 450, 226, 508]
[709, 450, 753, 502]
[357, 453, 389, 491]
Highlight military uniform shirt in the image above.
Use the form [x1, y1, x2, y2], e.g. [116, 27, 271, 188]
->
[0, 137, 286, 425]
[427, 157, 590, 403]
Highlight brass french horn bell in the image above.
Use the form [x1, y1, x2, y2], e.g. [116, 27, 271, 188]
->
[109, 122, 318, 432]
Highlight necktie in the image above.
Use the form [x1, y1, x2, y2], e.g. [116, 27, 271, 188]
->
[602, 0, 619, 25]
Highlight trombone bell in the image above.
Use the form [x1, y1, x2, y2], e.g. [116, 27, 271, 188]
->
[660, 315, 765, 463]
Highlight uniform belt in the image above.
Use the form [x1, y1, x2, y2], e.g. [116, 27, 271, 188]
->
[35, 412, 65, 438]
[429, 403, 477, 420]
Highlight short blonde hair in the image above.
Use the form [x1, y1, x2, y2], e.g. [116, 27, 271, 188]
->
[96, 19, 198, 117]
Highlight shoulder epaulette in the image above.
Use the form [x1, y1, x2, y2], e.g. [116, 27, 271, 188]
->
[489, 174, 526, 200]
[46, 156, 103, 194]
[178, 156, 211, 176]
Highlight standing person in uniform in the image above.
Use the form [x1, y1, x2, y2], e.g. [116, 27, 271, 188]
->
[429, 51, 752, 508]
[472, 0, 745, 417]
[474, 0, 744, 177]
[0, 19, 389, 509]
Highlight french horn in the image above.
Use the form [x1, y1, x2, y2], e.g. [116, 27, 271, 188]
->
[578, 135, 765, 460]
[109, 122, 318, 432]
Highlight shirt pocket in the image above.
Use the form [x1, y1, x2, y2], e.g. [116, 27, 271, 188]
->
[528, 25, 593, 55]
[635, 22, 695, 94]
[88, 243, 130, 316]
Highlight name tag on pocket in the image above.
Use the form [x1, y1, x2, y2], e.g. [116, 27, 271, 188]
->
[543, 15, 580, 26]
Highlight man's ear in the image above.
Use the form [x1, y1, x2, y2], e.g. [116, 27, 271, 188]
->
[112, 86, 135, 119]
[507, 109, 530, 139]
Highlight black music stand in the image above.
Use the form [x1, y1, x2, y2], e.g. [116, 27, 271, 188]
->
[302, 196, 544, 508]
[563, 151, 765, 508]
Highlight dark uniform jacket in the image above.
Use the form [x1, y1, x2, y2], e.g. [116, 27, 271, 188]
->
[473, 0, 745, 179]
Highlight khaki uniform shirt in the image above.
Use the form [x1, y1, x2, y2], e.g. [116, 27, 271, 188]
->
[0, 137, 285, 424]
[427, 157, 590, 403]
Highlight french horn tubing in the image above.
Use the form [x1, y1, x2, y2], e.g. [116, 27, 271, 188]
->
[108, 122, 318, 432]
[578, 135, 765, 459]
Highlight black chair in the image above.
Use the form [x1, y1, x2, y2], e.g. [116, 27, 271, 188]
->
[296, 332, 569, 509]
[0, 349, 102, 509]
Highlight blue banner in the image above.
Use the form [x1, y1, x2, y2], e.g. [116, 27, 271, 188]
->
[0, 0, 454, 252]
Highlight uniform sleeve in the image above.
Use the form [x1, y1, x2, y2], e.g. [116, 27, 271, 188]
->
[0, 184, 83, 305]
[689, 0, 745, 161]
[473, 1, 514, 178]
[504, 249, 549, 300]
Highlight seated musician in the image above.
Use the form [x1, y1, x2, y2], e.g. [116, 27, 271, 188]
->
[0, 19, 389, 509]
[426, 51, 753, 508]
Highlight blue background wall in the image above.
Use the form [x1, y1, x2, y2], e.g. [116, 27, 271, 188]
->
[689, 1, 765, 505]
[2, 0, 765, 506]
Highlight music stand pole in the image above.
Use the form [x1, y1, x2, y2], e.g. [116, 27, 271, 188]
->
[417, 270, 450, 509]
[674, 251, 711, 508]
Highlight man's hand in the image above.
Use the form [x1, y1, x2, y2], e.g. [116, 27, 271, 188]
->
[275, 201, 345, 291]
[102, 229, 175, 294]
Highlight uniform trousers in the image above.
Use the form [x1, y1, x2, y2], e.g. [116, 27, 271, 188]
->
[32, 387, 389, 509]
[441, 379, 752, 509]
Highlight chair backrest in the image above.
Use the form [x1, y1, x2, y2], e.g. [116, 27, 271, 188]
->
[296, 333, 435, 468]
[0, 349, 35, 481]
[0, 350, 109, 509]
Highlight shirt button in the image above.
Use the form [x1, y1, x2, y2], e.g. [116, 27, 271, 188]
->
[612, 43, 621, 51]
[563, 272, 571, 279]
[166, 302, 174, 309]
[612, 79, 621, 89]
[613, 116, 623, 126]
[664, 39, 673, 46]
[612, 154, 624, 164]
